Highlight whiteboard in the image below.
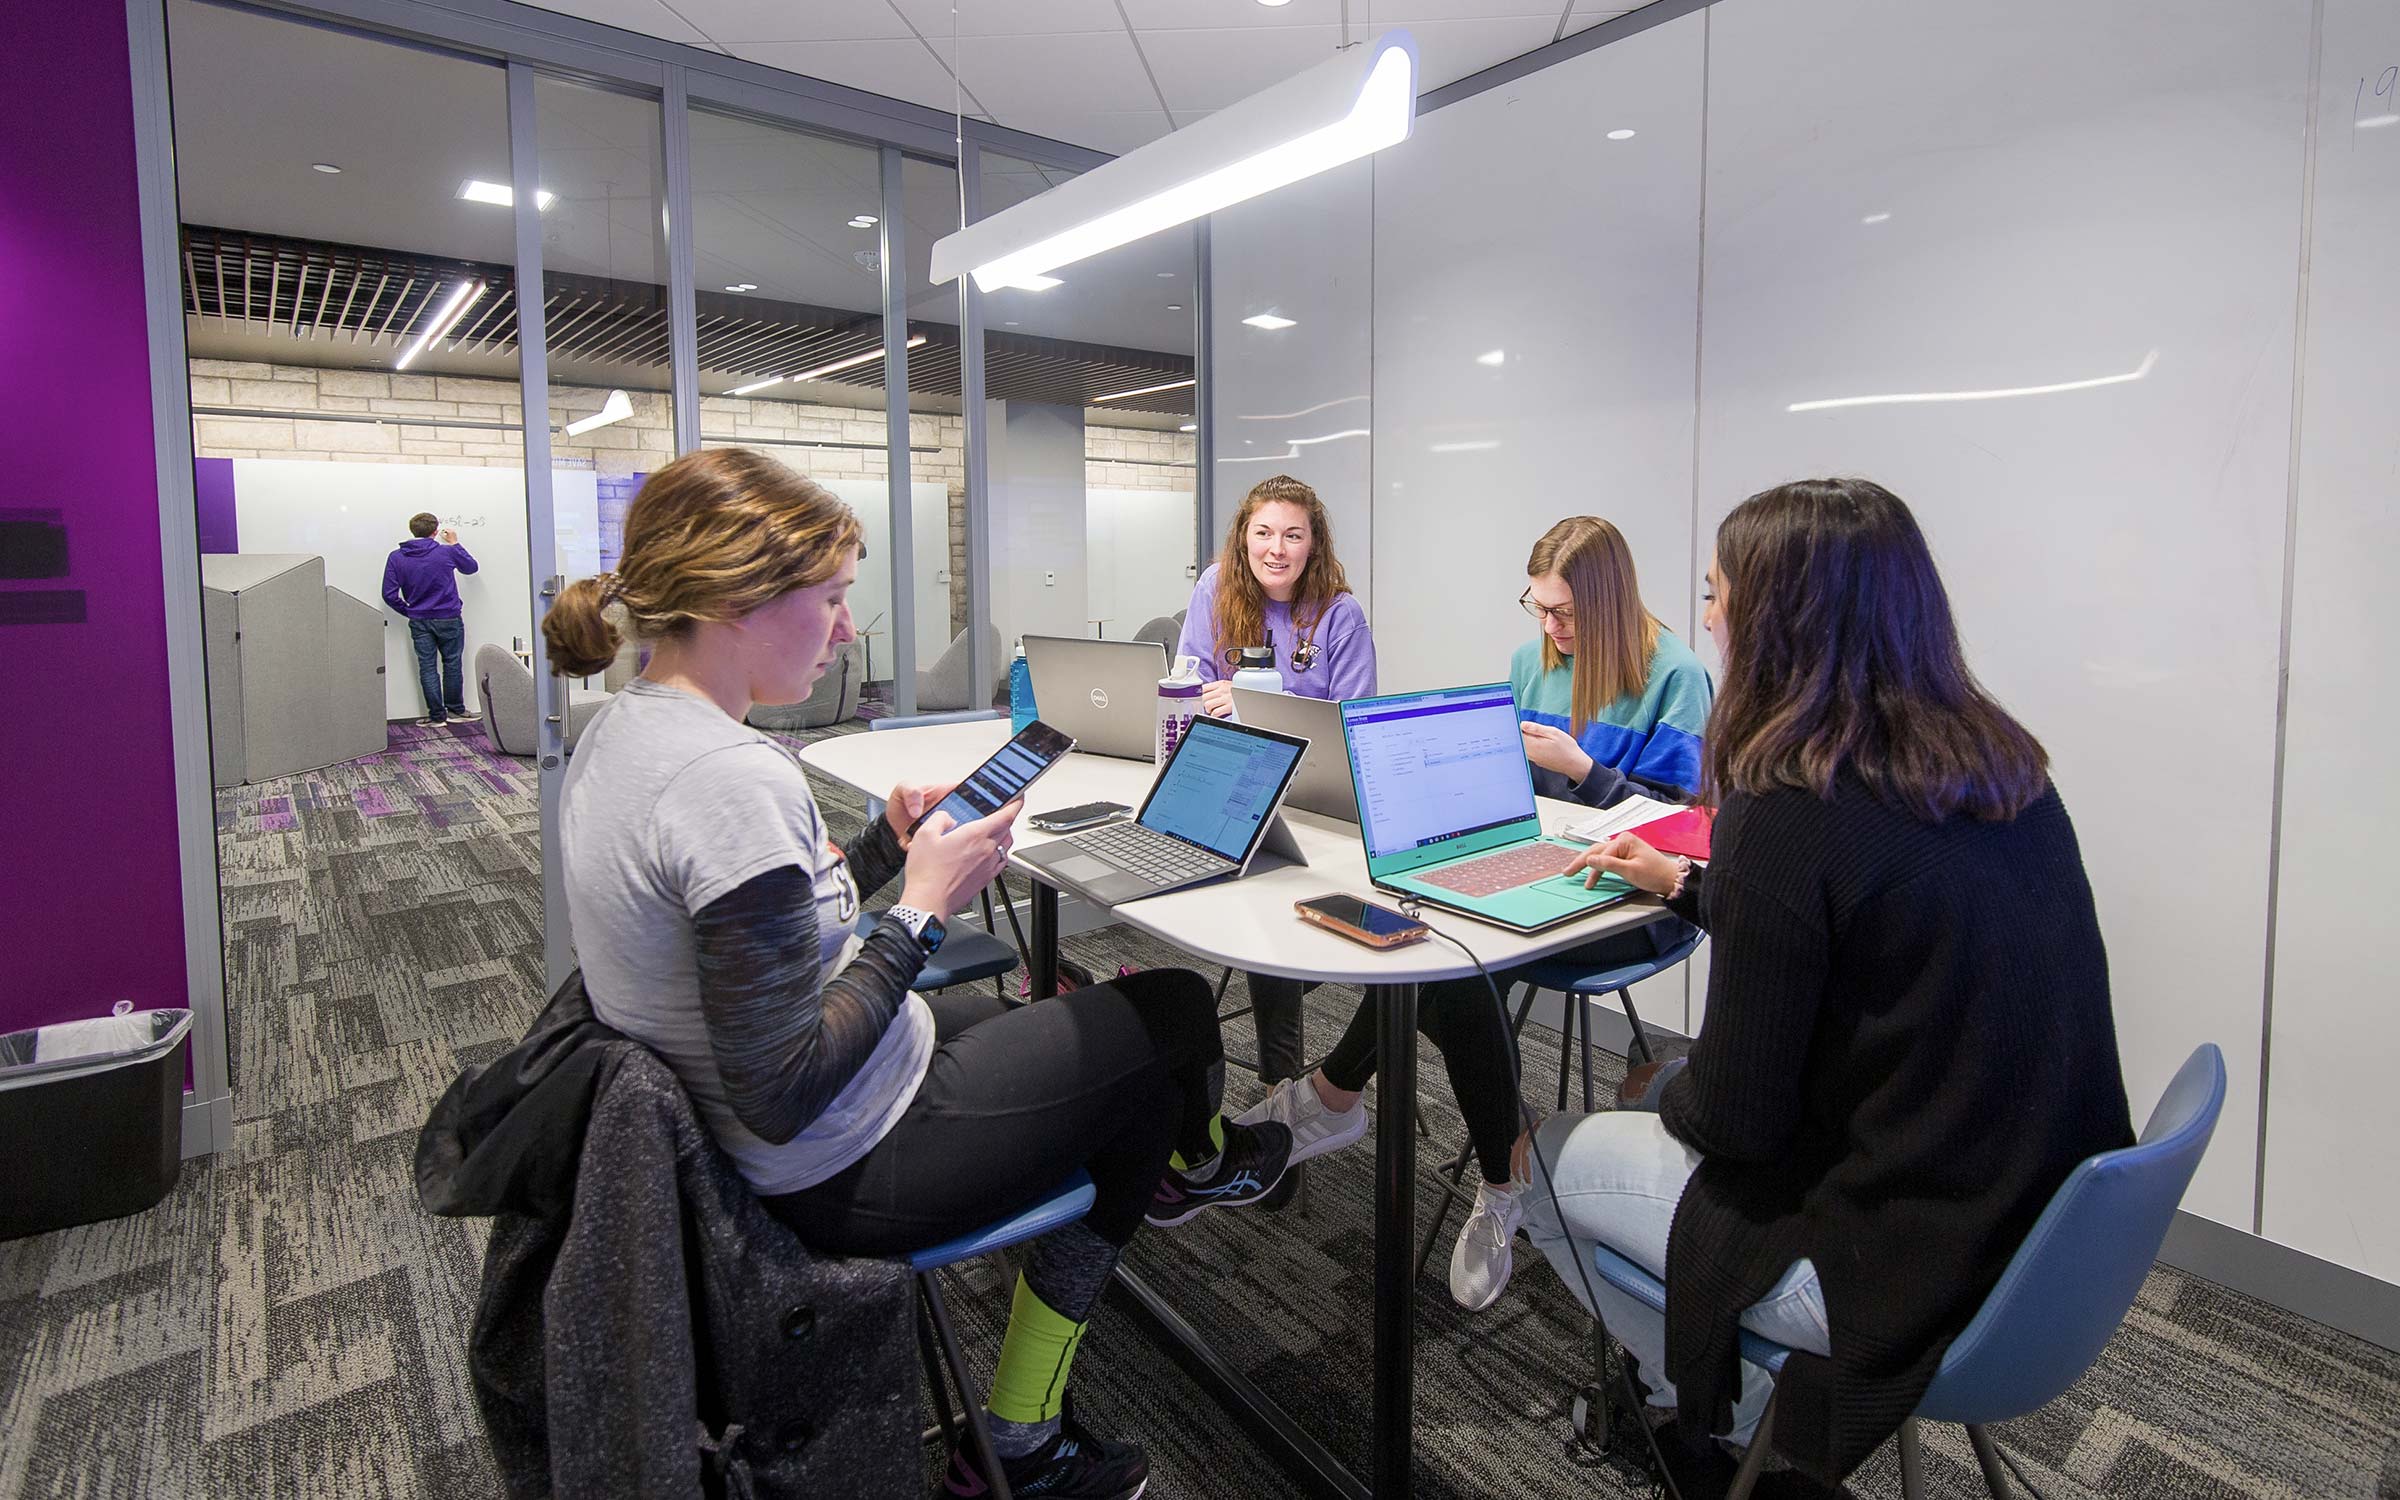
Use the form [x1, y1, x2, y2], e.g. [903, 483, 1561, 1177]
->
[228, 460, 567, 719]
[1692, 0, 2311, 1228]
[2262, 7, 2400, 1281]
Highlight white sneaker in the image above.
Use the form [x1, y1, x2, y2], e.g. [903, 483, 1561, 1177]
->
[1234, 1075, 1367, 1168]
[1449, 1178, 1525, 1312]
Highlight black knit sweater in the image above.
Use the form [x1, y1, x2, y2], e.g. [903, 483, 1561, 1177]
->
[1656, 772, 2131, 1482]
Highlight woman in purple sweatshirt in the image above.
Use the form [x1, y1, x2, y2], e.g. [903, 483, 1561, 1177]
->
[1170, 476, 1376, 1203]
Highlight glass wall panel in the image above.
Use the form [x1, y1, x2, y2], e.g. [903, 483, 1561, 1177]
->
[165, 0, 536, 1091]
[900, 155, 966, 693]
[688, 109, 900, 711]
[975, 153, 1199, 675]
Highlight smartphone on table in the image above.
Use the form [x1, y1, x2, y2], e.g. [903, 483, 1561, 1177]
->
[1295, 893, 1431, 948]
[912, 720, 1076, 833]
[1031, 801, 1129, 833]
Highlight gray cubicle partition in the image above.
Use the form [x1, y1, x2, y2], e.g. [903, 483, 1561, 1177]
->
[200, 554, 388, 786]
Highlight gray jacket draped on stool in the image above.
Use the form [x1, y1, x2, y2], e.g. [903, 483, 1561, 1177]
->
[416, 973, 916, 1499]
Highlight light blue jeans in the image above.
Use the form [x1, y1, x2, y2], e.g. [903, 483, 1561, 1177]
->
[1519, 1109, 1829, 1445]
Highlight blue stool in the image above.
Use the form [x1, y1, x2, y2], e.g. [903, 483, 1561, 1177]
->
[855, 912, 1018, 997]
[1576, 1045, 2226, 1499]
[908, 1170, 1098, 1500]
[1417, 924, 1705, 1278]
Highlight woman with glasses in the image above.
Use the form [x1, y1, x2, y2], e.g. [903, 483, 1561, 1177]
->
[1228, 517, 1708, 1313]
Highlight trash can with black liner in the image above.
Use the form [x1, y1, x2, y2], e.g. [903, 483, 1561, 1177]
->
[0, 1007, 193, 1240]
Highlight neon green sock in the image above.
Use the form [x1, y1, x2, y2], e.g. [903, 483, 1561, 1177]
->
[986, 1275, 1090, 1426]
[1168, 1113, 1227, 1173]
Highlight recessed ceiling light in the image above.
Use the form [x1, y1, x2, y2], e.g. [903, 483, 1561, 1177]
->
[725, 282, 758, 292]
[1166, 303, 1184, 311]
[1004, 320, 1019, 326]
[1475, 349, 1506, 366]
[1861, 211, 1892, 224]
[1606, 129, 1637, 141]
[1243, 312, 1297, 330]
[1156, 271, 1175, 279]
[1179, 423, 1197, 432]
[458, 178, 554, 211]
[849, 215, 879, 228]
[311, 162, 343, 174]
[1256, 0, 1293, 7]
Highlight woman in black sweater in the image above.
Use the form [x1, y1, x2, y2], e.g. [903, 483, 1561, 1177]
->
[1519, 477, 2133, 1491]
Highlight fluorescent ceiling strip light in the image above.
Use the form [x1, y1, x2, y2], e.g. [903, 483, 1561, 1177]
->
[1429, 439, 1501, 453]
[1092, 377, 1196, 404]
[1243, 313, 1297, 330]
[728, 336, 927, 397]
[393, 280, 482, 371]
[563, 389, 633, 437]
[459, 178, 555, 211]
[931, 33, 1416, 292]
[1787, 350, 2158, 413]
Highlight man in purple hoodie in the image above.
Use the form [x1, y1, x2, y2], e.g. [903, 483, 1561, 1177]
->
[382, 512, 480, 725]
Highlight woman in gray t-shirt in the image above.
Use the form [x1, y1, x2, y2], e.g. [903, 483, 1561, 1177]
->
[545, 449, 1295, 1500]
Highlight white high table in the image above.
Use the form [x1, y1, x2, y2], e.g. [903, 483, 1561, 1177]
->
[801, 718, 1670, 1498]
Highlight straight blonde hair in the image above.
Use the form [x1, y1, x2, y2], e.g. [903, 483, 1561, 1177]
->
[1527, 516, 1661, 733]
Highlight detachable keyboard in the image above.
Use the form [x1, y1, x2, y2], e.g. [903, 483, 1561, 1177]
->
[1076, 821, 1230, 884]
[1411, 840, 1581, 897]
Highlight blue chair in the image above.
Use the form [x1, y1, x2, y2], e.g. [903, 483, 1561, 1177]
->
[1416, 924, 1706, 1278]
[908, 1171, 1098, 1500]
[1580, 1044, 2227, 1500]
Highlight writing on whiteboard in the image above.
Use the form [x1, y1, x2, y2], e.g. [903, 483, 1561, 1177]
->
[2353, 65, 2398, 139]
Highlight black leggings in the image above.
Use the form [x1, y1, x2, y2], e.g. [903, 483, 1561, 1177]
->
[1319, 925, 1674, 1185]
[764, 968, 1223, 1251]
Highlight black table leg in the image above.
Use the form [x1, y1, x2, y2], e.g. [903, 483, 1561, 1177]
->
[1372, 980, 1419, 1498]
[1030, 880, 1059, 1000]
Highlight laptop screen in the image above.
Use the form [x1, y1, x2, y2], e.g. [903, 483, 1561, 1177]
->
[1139, 714, 1306, 861]
[1341, 683, 1542, 871]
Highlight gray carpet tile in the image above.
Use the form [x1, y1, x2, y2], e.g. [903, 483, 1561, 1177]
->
[4, 716, 2394, 1498]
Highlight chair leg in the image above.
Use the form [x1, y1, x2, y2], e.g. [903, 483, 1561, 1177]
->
[915, 1294, 961, 1446]
[1965, 1423, 2015, 1499]
[1896, 1416, 1928, 1500]
[1414, 1135, 1478, 1279]
[1578, 994, 1598, 1113]
[979, 888, 1004, 1000]
[1212, 966, 1234, 1007]
[920, 1271, 1014, 1500]
[1617, 985, 1656, 1066]
[1723, 1394, 1778, 1500]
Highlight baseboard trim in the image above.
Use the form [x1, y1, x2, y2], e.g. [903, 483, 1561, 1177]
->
[2160, 1210, 2400, 1353]
[180, 1089, 231, 1159]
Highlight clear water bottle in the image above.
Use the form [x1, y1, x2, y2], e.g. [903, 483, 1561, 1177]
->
[1156, 654, 1203, 762]
[1008, 642, 1037, 733]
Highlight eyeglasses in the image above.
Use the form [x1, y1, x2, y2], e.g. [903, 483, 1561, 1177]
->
[1519, 589, 1575, 626]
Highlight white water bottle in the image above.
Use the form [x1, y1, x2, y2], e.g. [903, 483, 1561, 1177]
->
[1226, 633, 1284, 712]
[1156, 654, 1203, 762]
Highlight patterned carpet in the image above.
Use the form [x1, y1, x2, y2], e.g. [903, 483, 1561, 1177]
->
[2, 717, 2395, 1499]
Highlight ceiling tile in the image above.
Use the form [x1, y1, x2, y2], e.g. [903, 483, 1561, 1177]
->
[676, 0, 915, 43]
[1563, 2, 1637, 37]
[890, 0, 1129, 37]
[728, 37, 968, 113]
[952, 30, 1163, 118]
[518, 0, 713, 48]
[1140, 25, 1347, 114]
[1118, 0, 1344, 29]
[1404, 14, 1560, 90]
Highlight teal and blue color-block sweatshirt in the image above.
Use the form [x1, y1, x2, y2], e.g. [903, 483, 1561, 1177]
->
[1509, 628, 1713, 801]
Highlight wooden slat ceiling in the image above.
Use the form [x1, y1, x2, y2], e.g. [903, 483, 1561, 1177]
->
[178, 224, 1196, 416]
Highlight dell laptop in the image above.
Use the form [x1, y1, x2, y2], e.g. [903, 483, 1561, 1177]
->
[1023, 634, 1167, 761]
[1018, 715, 1309, 906]
[1229, 686, 1358, 823]
[1340, 682, 1636, 932]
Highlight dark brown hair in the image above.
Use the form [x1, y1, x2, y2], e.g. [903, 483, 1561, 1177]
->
[1706, 477, 2048, 822]
[1526, 516, 1662, 732]
[542, 448, 862, 678]
[408, 512, 439, 538]
[1211, 475, 1351, 666]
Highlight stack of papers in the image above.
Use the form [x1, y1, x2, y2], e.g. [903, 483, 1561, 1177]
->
[1560, 794, 1684, 845]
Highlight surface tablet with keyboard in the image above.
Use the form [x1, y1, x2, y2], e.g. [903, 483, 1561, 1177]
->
[1017, 715, 1308, 906]
[1339, 683, 1635, 932]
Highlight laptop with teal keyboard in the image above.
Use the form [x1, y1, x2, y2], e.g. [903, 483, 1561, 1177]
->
[1339, 683, 1635, 932]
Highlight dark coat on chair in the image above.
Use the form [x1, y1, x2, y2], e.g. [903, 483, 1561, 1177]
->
[416, 973, 918, 1499]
